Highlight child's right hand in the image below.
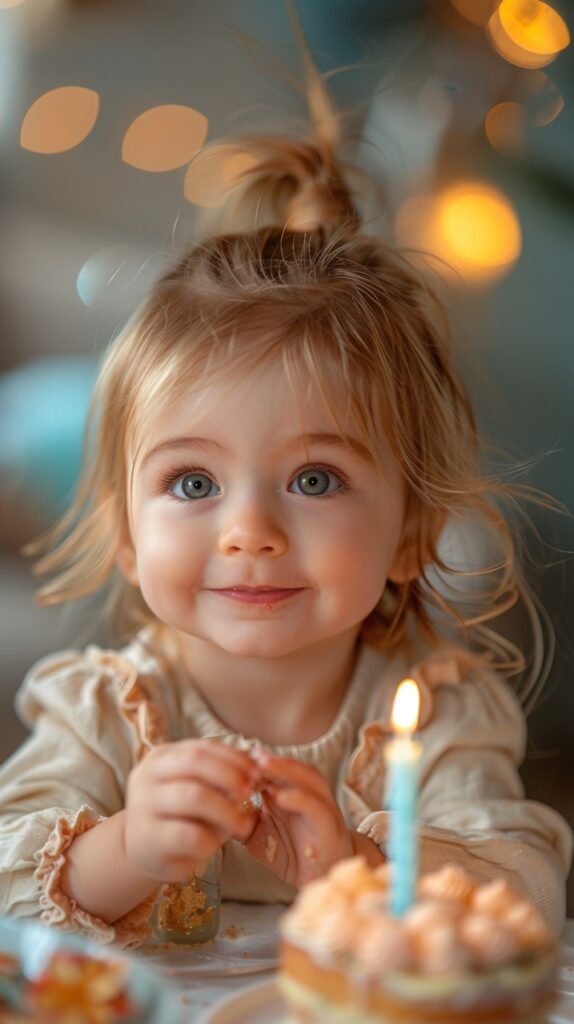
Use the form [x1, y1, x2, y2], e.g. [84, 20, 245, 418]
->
[123, 739, 259, 883]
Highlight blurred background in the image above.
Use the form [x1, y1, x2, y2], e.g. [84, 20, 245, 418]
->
[0, 0, 572, 901]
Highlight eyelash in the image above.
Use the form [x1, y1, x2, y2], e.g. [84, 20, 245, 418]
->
[156, 463, 351, 500]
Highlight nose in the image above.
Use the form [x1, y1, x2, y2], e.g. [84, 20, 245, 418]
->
[217, 491, 288, 558]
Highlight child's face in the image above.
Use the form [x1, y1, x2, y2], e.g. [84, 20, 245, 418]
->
[121, 358, 407, 659]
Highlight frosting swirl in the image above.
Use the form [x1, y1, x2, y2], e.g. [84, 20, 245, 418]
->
[281, 858, 554, 975]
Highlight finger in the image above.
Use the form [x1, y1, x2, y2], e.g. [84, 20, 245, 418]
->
[270, 786, 330, 822]
[156, 819, 224, 865]
[252, 752, 331, 801]
[152, 744, 259, 796]
[153, 781, 254, 837]
[156, 738, 260, 771]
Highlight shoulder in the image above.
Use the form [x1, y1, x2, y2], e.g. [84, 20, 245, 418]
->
[361, 641, 525, 754]
[16, 628, 178, 756]
[411, 646, 526, 761]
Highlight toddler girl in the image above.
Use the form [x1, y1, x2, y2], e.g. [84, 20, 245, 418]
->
[0, 107, 570, 947]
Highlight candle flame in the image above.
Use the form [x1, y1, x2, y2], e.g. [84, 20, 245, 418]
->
[391, 679, 420, 734]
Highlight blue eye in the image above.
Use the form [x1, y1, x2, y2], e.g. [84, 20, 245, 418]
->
[290, 468, 343, 497]
[170, 473, 220, 500]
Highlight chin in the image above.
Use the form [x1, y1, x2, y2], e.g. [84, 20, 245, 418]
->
[218, 639, 298, 659]
[210, 628, 311, 660]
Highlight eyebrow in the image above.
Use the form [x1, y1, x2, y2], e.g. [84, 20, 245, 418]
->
[140, 432, 375, 469]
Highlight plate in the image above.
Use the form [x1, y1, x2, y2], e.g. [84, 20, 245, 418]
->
[200, 959, 574, 1024]
[200, 980, 574, 1024]
[0, 916, 182, 1022]
[139, 902, 281, 978]
[200, 979, 287, 1024]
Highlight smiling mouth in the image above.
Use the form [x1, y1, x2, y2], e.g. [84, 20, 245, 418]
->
[207, 587, 304, 605]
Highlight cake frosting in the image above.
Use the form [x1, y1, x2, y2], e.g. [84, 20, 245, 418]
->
[279, 858, 557, 1023]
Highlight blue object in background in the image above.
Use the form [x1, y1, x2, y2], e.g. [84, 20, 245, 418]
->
[0, 356, 99, 519]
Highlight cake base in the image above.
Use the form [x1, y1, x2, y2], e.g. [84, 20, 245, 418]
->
[279, 940, 557, 1024]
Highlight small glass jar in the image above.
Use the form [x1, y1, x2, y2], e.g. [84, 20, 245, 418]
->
[153, 848, 223, 945]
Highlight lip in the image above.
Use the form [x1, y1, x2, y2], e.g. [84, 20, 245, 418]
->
[207, 587, 305, 605]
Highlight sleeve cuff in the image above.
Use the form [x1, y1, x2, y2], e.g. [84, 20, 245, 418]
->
[34, 805, 155, 949]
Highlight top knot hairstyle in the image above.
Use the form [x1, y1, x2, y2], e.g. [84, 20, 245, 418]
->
[29, 11, 532, 681]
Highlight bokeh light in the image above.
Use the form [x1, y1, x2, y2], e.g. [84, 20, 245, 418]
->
[498, 0, 569, 54]
[396, 182, 522, 284]
[485, 74, 564, 154]
[122, 104, 208, 172]
[526, 71, 564, 125]
[0, 357, 98, 517]
[485, 101, 527, 155]
[487, 0, 570, 69]
[448, 0, 499, 28]
[439, 184, 521, 268]
[76, 246, 167, 311]
[20, 86, 100, 154]
[184, 144, 258, 207]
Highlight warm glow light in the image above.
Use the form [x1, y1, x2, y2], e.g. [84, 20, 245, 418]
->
[498, 0, 569, 55]
[448, 0, 499, 27]
[395, 182, 522, 284]
[122, 105, 208, 172]
[20, 86, 99, 154]
[485, 80, 564, 153]
[485, 102, 527, 154]
[391, 679, 420, 735]
[222, 151, 259, 188]
[487, 0, 570, 68]
[184, 144, 258, 207]
[0, 0, 27, 7]
[439, 184, 522, 268]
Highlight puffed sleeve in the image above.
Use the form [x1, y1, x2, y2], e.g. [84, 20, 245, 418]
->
[0, 645, 170, 948]
[344, 650, 573, 935]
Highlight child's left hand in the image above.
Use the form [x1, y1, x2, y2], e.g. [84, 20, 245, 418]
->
[241, 751, 355, 888]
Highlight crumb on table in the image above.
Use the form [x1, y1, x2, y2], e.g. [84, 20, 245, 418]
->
[221, 924, 245, 939]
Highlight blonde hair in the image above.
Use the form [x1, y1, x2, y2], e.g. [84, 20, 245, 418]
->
[28, 64, 534, 682]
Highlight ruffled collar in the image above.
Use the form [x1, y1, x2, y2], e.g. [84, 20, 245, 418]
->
[136, 626, 385, 763]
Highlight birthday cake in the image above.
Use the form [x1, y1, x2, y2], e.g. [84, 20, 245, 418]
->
[278, 858, 557, 1023]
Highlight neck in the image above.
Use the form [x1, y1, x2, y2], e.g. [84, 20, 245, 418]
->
[173, 628, 362, 746]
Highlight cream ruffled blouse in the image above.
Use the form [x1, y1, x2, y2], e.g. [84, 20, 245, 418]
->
[0, 628, 570, 948]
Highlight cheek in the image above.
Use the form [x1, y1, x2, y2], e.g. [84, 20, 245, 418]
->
[311, 500, 403, 603]
[133, 512, 205, 596]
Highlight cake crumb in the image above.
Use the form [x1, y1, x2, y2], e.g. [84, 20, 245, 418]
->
[157, 877, 215, 933]
[265, 834, 277, 864]
[221, 924, 245, 939]
[304, 843, 317, 862]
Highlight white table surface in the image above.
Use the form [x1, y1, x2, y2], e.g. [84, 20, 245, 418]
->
[134, 905, 574, 1024]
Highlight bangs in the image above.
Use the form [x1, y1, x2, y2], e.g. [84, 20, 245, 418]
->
[127, 303, 394, 476]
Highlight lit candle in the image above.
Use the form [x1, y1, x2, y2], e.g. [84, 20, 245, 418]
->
[384, 678, 422, 917]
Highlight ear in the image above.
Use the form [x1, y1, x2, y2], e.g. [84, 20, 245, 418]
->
[388, 510, 448, 585]
[388, 542, 420, 585]
[116, 540, 139, 586]
[115, 518, 140, 586]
